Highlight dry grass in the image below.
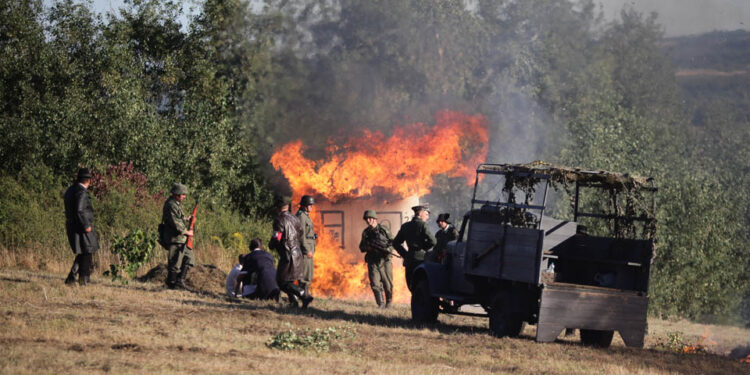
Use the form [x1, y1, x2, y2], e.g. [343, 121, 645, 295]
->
[0, 269, 748, 375]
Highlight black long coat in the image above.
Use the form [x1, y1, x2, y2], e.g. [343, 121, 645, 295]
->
[269, 210, 303, 282]
[63, 183, 99, 254]
[241, 250, 279, 299]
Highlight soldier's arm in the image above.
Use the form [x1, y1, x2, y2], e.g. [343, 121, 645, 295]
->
[359, 230, 368, 253]
[423, 222, 437, 248]
[167, 202, 187, 234]
[450, 227, 459, 241]
[75, 190, 92, 231]
[392, 228, 407, 257]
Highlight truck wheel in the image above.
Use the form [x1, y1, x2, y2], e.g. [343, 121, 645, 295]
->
[411, 278, 439, 323]
[488, 292, 524, 338]
[580, 329, 614, 348]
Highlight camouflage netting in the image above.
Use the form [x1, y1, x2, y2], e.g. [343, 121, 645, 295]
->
[137, 263, 227, 295]
[478, 161, 656, 190]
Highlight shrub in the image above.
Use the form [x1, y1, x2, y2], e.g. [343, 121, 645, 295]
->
[106, 229, 157, 282]
[267, 324, 357, 352]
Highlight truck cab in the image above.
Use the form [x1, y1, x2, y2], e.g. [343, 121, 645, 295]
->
[410, 163, 657, 348]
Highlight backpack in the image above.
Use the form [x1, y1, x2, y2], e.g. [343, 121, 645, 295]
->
[157, 223, 167, 249]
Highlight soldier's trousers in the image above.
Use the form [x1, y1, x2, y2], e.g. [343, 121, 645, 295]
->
[71, 253, 92, 277]
[167, 243, 195, 274]
[299, 256, 314, 290]
[367, 257, 393, 301]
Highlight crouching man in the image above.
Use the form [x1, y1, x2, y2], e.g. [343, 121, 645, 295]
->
[240, 238, 280, 300]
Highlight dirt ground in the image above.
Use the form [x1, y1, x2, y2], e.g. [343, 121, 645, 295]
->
[1, 269, 748, 375]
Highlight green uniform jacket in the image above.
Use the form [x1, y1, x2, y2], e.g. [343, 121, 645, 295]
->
[296, 210, 316, 256]
[393, 217, 436, 262]
[162, 196, 189, 244]
[359, 224, 394, 264]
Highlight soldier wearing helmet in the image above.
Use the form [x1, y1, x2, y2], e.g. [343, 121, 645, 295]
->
[359, 210, 395, 308]
[393, 205, 436, 290]
[161, 183, 195, 289]
[295, 195, 317, 296]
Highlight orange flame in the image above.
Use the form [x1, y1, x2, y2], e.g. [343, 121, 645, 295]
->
[275, 110, 489, 302]
[681, 328, 716, 354]
[741, 355, 750, 364]
[271, 110, 488, 202]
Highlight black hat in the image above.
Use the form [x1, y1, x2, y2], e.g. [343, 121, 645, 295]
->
[411, 204, 430, 213]
[436, 213, 451, 223]
[77, 168, 92, 179]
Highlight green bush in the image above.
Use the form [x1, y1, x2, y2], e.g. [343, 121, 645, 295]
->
[106, 229, 157, 282]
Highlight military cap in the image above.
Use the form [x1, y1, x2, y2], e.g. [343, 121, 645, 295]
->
[436, 213, 451, 224]
[77, 168, 92, 179]
[299, 195, 315, 206]
[411, 204, 430, 213]
[273, 194, 291, 208]
[171, 183, 188, 195]
[363, 210, 378, 220]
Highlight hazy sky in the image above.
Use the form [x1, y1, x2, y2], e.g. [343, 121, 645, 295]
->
[598, 0, 749, 36]
[81, 0, 750, 37]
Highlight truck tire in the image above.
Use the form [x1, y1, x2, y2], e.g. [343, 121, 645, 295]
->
[580, 329, 614, 348]
[488, 292, 524, 338]
[411, 278, 439, 323]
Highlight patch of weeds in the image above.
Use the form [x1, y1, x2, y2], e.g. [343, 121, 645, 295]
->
[267, 323, 357, 352]
[654, 331, 711, 354]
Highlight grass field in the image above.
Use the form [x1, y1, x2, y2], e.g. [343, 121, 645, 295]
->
[1, 269, 748, 375]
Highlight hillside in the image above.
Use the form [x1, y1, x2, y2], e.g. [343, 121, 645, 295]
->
[1, 269, 748, 374]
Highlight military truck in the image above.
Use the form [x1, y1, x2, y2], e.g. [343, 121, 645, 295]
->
[411, 163, 657, 348]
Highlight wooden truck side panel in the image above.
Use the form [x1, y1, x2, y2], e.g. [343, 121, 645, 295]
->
[537, 283, 648, 348]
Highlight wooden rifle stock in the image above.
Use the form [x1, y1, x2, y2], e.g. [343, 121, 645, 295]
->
[186, 199, 199, 250]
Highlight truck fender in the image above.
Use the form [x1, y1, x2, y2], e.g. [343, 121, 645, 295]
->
[414, 262, 450, 296]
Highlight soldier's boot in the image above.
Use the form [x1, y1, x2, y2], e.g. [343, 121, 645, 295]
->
[384, 290, 393, 309]
[373, 290, 384, 308]
[166, 270, 177, 289]
[288, 294, 299, 307]
[175, 264, 192, 290]
[65, 262, 79, 285]
[78, 275, 90, 286]
[301, 291, 314, 309]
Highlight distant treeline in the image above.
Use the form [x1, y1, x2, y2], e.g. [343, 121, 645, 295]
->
[0, 0, 748, 323]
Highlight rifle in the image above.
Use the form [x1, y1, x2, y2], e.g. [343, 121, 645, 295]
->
[185, 198, 199, 250]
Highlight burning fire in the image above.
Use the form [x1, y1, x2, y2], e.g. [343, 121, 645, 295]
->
[271, 110, 488, 202]
[274, 110, 489, 303]
[682, 328, 716, 354]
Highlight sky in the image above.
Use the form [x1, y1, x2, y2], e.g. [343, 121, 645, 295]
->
[598, 0, 749, 36]
[71, 0, 750, 37]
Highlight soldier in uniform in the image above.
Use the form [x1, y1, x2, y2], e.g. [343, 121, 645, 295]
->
[63, 168, 99, 286]
[162, 183, 194, 289]
[432, 213, 459, 263]
[269, 195, 313, 308]
[359, 210, 394, 308]
[393, 205, 436, 290]
[295, 195, 317, 296]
